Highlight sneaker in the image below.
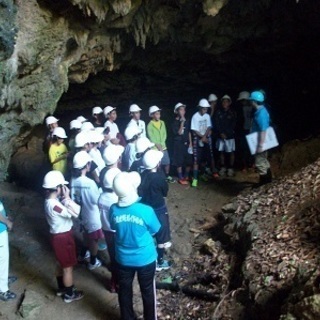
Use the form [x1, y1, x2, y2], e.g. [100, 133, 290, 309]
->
[212, 172, 220, 179]
[156, 260, 171, 272]
[88, 258, 102, 270]
[0, 290, 16, 301]
[178, 178, 188, 185]
[166, 176, 176, 183]
[191, 179, 198, 187]
[219, 167, 227, 176]
[56, 288, 67, 297]
[184, 177, 192, 182]
[205, 167, 213, 175]
[199, 174, 209, 182]
[227, 168, 235, 177]
[63, 289, 84, 303]
[8, 276, 17, 286]
[78, 250, 90, 262]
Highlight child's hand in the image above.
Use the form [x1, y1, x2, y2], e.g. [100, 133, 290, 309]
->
[156, 144, 163, 151]
[201, 136, 208, 143]
[220, 133, 227, 139]
[6, 219, 13, 231]
[62, 185, 70, 198]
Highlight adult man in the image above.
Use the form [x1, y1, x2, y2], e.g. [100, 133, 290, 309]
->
[249, 91, 272, 186]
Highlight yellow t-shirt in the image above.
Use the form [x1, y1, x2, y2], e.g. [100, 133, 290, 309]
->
[49, 143, 68, 175]
[151, 119, 161, 130]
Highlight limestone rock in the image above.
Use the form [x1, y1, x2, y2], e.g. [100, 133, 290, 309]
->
[18, 290, 45, 319]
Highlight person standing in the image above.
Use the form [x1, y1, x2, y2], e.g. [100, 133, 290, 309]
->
[147, 106, 174, 183]
[42, 171, 84, 303]
[110, 172, 160, 320]
[249, 91, 272, 186]
[0, 201, 16, 301]
[127, 104, 147, 138]
[215, 95, 237, 177]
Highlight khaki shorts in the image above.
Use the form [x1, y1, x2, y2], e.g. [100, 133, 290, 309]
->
[255, 151, 270, 175]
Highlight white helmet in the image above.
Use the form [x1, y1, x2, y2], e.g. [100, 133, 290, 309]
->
[70, 119, 82, 130]
[80, 121, 94, 132]
[45, 116, 59, 126]
[73, 151, 92, 169]
[113, 172, 140, 207]
[221, 94, 232, 103]
[149, 105, 161, 117]
[42, 170, 68, 189]
[143, 150, 163, 170]
[92, 106, 103, 115]
[125, 126, 142, 141]
[104, 106, 116, 117]
[136, 137, 155, 153]
[174, 102, 186, 113]
[237, 91, 250, 101]
[88, 130, 104, 143]
[103, 144, 124, 166]
[129, 104, 142, 113]
[103, 168, 121, 189]
[53, 127, 67, 139]
[198, 98, 210, 108]
[74, 132, 89, 148]
[208, 94, 218, 102]
[76, 116, 87, 123]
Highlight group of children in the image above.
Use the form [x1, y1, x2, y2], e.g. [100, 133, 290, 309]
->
[39, 91, 268, 318]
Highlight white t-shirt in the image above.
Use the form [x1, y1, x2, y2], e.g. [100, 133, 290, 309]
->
[70, 175, 101, 233]
[127, 119, 146, 138]
[122, 142, 137, 171]
[104, 121, 119, 140]
[44, 198, 73, 234]
[89, 148, 105, 174]
[191, 112, 212, 136]
[98, 192, 118, 232]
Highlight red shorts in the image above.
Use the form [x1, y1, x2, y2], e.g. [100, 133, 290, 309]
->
[85, 228, 104, 240]
[51, 230, 77, 268]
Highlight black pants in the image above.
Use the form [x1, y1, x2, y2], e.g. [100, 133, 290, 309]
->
[118, 261, 157, 320]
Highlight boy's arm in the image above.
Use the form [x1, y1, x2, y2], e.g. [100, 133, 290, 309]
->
[0, 210, 12, 231]
[49, 147, 67, 165]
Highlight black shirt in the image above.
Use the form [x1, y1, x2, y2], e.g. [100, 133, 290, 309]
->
[139, 170, 168, 209]
[172, 118, 190, 143]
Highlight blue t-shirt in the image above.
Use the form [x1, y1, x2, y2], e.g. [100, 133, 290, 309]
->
[251, 106, 270, 133]
[110, 201, 161, 267]
[0, 201, 8, 233]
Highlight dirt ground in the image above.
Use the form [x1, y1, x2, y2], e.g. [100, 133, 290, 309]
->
[0, 171, 257, 320]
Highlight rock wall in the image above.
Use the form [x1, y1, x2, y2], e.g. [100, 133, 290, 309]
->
[1, 0, 320, 180]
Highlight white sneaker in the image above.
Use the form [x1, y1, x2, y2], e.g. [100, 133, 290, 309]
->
[227, 168, 235, 177]
[78, 250, 90, 262]
[88, 259, 102, 270]
[219, 167, 227, 176]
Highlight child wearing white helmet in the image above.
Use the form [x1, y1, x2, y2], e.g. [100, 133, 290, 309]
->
[70, 151, 103, 270]
[214, 95, 237, 177]
[172, 103, 193, 185]
[88, 130, 105, 176]
[140, 150, 172, 271]
[208, 93, 218, 117]
[92, 106, 104, 127]
[103, 106, 120, 145]
[129, 137, 155, 173]
[191, 98, 218, 187]
[122, 126, 142, 171]
[69, 119, 82, 153]
[43, 116, 59, 154]
[109, 171, 161, 319]
[147, 105, 175, 183]
[48, 127, 69, 176]
[42, 170, 84, 303]
[127, 104, 146, 138]
[98, 167, 121, 293]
